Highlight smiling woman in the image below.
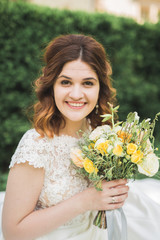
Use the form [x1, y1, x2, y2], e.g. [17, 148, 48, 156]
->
[1, 34, 129, 240]
[1, 33, 160, 240]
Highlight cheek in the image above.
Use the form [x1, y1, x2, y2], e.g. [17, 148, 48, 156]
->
[89, 87, 100, 103]
[53, 86, 62, 107]
[85, 91, 99, 108]
[54, 86, 66, 103]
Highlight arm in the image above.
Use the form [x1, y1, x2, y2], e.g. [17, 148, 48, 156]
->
[2, 162, 128, 240]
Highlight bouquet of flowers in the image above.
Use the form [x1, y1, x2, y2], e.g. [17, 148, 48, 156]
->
[70, 103, 160, 229]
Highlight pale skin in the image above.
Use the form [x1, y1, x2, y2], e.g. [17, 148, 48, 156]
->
[2, 60, 129, 240]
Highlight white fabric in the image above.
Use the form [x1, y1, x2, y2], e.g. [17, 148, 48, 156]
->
[0, 129, 160, 239]
[124, 179, 160, 240]
[35, 216, 107, 240]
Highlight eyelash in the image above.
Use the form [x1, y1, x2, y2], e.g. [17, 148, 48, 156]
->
[60, 80, 94, 86]
[61, 80, 71, 85]
[83, 81, 94, 86]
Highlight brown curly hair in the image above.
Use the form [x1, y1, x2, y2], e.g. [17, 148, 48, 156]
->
[33, 34, 116, 138]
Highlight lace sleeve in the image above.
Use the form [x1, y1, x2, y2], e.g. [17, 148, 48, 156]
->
[9, 129, 46, 169]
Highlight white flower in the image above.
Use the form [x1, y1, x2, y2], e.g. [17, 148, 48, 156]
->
[89, 125, 111, 141]
[138, 153, 159, 177]
[145, 140, 153, 154]
[134, 112, 140, 121]
[113, 139, 123, 147]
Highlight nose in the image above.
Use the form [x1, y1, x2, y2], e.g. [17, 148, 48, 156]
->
[69, 85, 84, 100]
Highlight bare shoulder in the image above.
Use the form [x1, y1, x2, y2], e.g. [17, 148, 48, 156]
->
[6, 162, 44, 202]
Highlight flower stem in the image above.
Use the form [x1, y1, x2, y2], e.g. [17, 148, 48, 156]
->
[93, 210, 107, 229]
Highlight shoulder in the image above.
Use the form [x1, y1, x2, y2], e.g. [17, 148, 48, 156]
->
[9, 129, 51, 169]
[17, 128, 52, 148]
[20, 128, 42, 142]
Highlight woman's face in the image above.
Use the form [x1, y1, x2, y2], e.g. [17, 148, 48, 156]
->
[54, 59, 100, 124]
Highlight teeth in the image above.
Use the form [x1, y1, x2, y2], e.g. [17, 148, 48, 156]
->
[68, 102, 84, 107]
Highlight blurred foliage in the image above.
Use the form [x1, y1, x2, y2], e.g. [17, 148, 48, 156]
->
[0, 172, 8, 191]
[0, 0, 160, 171]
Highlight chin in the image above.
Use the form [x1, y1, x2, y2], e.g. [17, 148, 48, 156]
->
[64, 114, 87, 122]
[63, 109, 93, 123]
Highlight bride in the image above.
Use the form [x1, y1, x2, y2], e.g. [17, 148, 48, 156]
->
[0, 34, 160, 240]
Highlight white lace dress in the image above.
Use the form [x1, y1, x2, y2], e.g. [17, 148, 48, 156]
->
[2, 129, 107, 240]
[1, 129, 160, 240]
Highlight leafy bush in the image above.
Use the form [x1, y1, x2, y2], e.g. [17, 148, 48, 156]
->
[0, 0, 160, 171]
[0, 172, 8, 191]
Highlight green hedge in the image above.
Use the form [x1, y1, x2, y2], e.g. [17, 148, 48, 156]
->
[0, 0, 160, 170]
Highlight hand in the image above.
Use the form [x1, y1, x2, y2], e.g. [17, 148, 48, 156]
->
[83, 179, 129, 211]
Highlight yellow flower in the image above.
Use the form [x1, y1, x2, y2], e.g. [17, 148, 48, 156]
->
[131, 150, 143, 163]
[83, 158, 95, 173]
[94, 167, 99, 174]
[127, 143, 138, 155]
[113, 145, 123, 156]
[96, 140, 109, 155]
[70, 148, 84, 168]
[88, 142, 95, 149]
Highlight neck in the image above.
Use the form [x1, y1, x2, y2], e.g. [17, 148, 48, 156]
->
[58, 119, 88, 138]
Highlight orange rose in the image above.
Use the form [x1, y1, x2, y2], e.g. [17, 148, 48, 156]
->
[70, 148, 84, 168]
[117, 131, 132, 143]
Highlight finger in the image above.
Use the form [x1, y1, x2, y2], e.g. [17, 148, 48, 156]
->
[106, 202, 124, 210]
[109, 185, 129, 196]
[104, 179, 128, 188]
[109, 193, 128, 205]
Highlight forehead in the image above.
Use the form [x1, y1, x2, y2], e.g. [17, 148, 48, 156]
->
[60, 60, 98, 78]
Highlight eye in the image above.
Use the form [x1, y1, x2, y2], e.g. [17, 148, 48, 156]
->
[83, 81, 94, 86]
[61, 80, 71, 85]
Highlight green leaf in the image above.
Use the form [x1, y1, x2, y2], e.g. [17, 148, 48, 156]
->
[100, 114, 112, 118]
[114, 121, 123, 126]
[94, 180, 103, 191]
[113, 105, 120, 111]
[101, 114, 112, 122]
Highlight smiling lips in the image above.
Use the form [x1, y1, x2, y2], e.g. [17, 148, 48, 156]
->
[66, 101, 86, 109]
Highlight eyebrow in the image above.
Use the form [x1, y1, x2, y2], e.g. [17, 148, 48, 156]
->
[58, 75, 98, 81]
[58, 75, 71, 79]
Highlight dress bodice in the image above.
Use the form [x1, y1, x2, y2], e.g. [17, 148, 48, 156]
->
[9, 129, 91, 227]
